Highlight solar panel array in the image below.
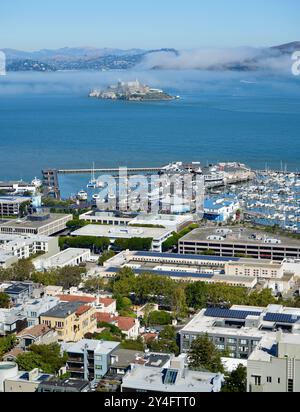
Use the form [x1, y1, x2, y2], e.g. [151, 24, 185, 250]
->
[163, 369, 179, 385]
[263, 313, 300, 324]
[133, 251, 240, 262]
[105, 267, 214, 279]
[204, 308, 262, 319]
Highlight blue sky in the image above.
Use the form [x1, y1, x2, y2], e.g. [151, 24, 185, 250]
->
[1, 0, 299, 50]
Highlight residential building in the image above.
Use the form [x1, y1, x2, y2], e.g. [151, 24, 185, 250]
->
[40, 301, 97, 342]
[0, 196, 31, 217]
[34, 248, 91, 271]
[21, 296, 60, 326]
[3, 368, 53, 393]
[37, 378, 90, 393]
[247, 332, 300, 392]
[179, 304, 300, 360]
[121, 354, 224, 393]
[95, 313, 140, 340]
[4, 283, 32, 304]
[17, 324, 58, 350]
[0, 307, 28, 336]
[0, 213, 72, 236]
[0, 234, 59, 268]
[179, 227, 300, 261]
[71, 224, 173, 253]
[64, 339, 120, 382]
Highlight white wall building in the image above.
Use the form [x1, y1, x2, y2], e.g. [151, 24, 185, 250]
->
[33, 248, 91, 271]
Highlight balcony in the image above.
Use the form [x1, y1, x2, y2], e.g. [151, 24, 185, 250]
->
[68, 356, 84, 363]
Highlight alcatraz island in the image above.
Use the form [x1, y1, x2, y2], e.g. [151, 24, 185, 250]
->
[89, 80, 179, 101]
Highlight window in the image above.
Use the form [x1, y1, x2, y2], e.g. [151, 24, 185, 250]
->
[267, 377, 272, 383]
[278, 378, 281, 384]
[240, 339, 248, 345]
[288, 379, 294, 393]
[228, 338, 236, 344]
[252, 375, 261, 386]
[95, 355, 102, 361]
[95, 365, 102, 370]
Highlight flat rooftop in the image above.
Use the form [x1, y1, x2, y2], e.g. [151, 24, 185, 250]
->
[180, 227, 300, 247]
[0, 196, 31, 204]
[40, 248, 90, 266]
[0, 213, 72, 229]
[180, 305, 300, 338]
[71, 224, 172, 239]
[66, 339, 120, 355]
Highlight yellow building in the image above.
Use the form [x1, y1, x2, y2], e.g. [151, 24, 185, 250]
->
[40, 301, 97, 342]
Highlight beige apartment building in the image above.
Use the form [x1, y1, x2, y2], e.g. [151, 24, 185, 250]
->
[40, 301, 97, 342]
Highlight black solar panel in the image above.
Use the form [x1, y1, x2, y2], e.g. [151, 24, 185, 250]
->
[264, 313, 300, 324]
[204, 308, 262, 319]
[133, 251, 240, 262]
[163, 369, 178, 385]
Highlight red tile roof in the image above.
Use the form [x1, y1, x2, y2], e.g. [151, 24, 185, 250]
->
[75, 305, 91, 316]
[58, 294, 96, 303]
[95, 313, 136, 331]
[99, 298, 115, 307]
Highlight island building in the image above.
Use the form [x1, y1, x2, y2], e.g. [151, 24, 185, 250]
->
[179, 304, 300, 360]
[0, 213, 73, 236]
[40, 301, 97, 342]
[247, 332, 300, 393]
[179, 226, 300, 261]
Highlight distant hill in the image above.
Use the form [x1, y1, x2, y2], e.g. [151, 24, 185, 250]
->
[1, 43, 298, 72]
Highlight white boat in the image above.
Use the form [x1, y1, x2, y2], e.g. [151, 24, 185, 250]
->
[87, 162, 97, 188]
[77, 190, 88, 201]
[31, 177, 42, 188]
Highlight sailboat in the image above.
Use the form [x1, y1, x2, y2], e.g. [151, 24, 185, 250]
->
[87, 162, 97, 188]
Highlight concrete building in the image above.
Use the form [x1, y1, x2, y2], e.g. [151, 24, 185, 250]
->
[40, 301, 97, 342]
[179, 226, 300, 261]
[179, 304, 300, 360]
[64, 339, 120, 382]
[128, 213, 194, 232]
[37, 378, 90, 393]
[17, 324, 58, 350]
[247, 333, 300, 392]
[203, 196, 240, 222]
[3, 368, 53, 393]
[71, 224, 173, 253]
[33, 248, 91, 271]
[0, 307, 28, 336]
[0, 234, 59, 268]
[121, 354, 224, 393]
[79, 210, 134, 226]
[0, 196, 31, 217]
[98, 250, 258, 289]
[20, 296, 60, 327]
[0, 213, 72, 236]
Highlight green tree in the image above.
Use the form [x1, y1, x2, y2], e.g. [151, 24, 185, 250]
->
[188, 334, 224, 373]
[16, 343, 67, 374]
[98, 250, 115, 266]
[0, 292, 10, 309]
[83, 277, 105, 293]
[221, 365, 247, 392]
[0, 335, 17, 358]
[159, 325, 177, 340]
[148, 311, 172, 326]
